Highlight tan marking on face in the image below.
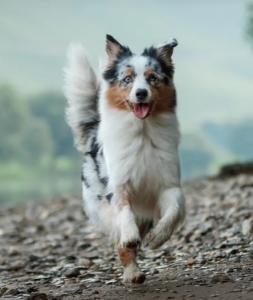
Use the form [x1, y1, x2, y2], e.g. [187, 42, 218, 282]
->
[145, 68, 163, 83]
[151, 84, 176, 115]
[125, 68, 135, 77]
[107, 84, 131, 110]
[145, 67, 176, 115]
[145, 68, 158, 78]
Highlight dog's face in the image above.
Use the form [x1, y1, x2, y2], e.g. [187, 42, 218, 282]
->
[103, 35, 177, 119]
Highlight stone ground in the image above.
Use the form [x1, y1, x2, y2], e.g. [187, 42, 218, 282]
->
[0, 172, 253, 299]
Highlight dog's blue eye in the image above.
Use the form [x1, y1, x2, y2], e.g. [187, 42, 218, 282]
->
[123, 76, 133, 84]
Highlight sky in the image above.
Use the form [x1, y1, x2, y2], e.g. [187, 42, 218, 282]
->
[1, 0, 253, 130]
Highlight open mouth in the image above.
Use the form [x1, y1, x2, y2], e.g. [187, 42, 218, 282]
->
[127, 102, 153, 119]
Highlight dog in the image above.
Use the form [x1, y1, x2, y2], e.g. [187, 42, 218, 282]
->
[64, 35, 185, 284]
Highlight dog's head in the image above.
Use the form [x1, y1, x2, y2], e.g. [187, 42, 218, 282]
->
[103, 34, 177, 119]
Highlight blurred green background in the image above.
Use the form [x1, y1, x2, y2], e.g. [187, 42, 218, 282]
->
[0, 0, 253, 204]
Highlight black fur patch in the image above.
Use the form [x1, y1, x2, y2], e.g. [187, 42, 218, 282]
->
[81, 173, 90, 188]
[84, 136, 101, 181]
[89, 136, 100, 159]
[97, 195, 102, 201]
[100, 177, 108, 186]
[105, 193, 113, 202]
[103, 48, 133, 83]
[90, 137, 100, 175]
[85, 136, 110, 188]
[80, 120, 99, 132]
[142, 47, 174, 79]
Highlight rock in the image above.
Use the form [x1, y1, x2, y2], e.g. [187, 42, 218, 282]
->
[5, 288, 22, 296]
[0, 286, 8, 296]
[8, 260, 25, 271]
[65, 255, 77, 263]
[217, 162, 253, 178]
[7, 246, 20, 256]
[27, 292, 48, 300]
[79, 257, 92, 267]
[29, 254, 41, 262]
[196, 255, 206, 264]
[63, 267, 81, 278]
[242, 218, 253, 236]
[186, 258, 196, 266]
[105, 279, 117, 284]
[210, 273, 232, 283]
[27, 286, 39, 293]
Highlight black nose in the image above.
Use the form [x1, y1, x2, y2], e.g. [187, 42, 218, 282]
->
[136, 89, 148, 101]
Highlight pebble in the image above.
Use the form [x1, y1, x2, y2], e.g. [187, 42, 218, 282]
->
[186, 258, 195, 266]
[242, 218, 253, 236]
[210, 273, 232, 283]
[79, 257, 92, 267]
[63, 267, 81, 278]
[27, 293, 48, 300]
[8, 246, 20, 256]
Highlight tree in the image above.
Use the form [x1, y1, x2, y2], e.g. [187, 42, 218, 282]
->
[0, 85, 26, 160]
[18, 118, 54, 164]
[247, 2, 253, 45]
[29, 91, 76, 157]
[0, 85, 53, 164]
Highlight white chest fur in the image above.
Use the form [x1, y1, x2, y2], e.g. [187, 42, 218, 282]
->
[99, 97, 181, 211]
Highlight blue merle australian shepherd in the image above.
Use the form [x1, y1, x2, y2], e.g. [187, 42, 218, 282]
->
[64, 35, 185, 284]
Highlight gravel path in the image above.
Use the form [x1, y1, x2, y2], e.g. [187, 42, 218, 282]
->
[0, 173, 253, 299]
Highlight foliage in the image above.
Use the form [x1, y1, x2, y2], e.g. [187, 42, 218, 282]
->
[0, 85, 54, 163]
[247, 2, 253, 45]
[29, 91, 75, 157]
[0, 85, 26, 160]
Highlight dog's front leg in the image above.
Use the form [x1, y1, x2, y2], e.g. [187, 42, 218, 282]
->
[116, 198, 145, 284]
[144, 187, 185, 249]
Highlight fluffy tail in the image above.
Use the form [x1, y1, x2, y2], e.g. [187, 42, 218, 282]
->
[64, 44, 99, 153]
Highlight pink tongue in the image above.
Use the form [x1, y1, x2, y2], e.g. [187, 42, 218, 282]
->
[132, 103, 151, 119]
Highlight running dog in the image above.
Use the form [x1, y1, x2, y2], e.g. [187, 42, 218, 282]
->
[64, 35, 185, 284]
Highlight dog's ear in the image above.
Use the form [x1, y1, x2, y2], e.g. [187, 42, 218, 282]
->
[156, 39, 178, 65]
[106, 34, 125, 61]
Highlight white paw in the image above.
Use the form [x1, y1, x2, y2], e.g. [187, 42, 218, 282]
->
[122, 264, 146, 284]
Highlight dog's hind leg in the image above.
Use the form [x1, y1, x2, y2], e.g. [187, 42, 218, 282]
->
[116, 194, 145, 284]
